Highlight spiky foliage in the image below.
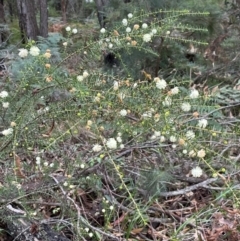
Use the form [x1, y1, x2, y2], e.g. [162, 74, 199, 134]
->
[1, 3, 240, 241]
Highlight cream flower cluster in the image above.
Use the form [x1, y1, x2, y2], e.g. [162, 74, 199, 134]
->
[18, 46, 41, 58]
[92, 133, 124, 152]
[65, 26, 77, 33]
[162, 96, 172, 106]
[155, 77, 167, 90]
[0, 91, 9, 108]
[1, 128, 13, 136]
[100, 13, 159, 50]
[77, 70, 89, 81]
[142, 108, 155, 119]
[150, 130, 161, 140]
[188, 149, 206, 158]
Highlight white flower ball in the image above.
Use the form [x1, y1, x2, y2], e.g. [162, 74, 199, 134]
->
[36, 157, 41, 165]
[151, 29, 157, 34]
[181, 102, 191, 112]
[143, 33, 151, 42]
[122, 18, 128, 26]
[191, 166, 203, 177]
[133, 83, 138, 88]
[72, 28, 78, 34]
[155, 77, 167, 90]
[150, 135, 156, 140]
[120, 144, 124, 149]
[189, 150, 196, 157]
[2, 102, 9, 108]
[197, 149, 206, 158]
[117, 92, 125, 101]
[92, 144, 102, 152]
[116, 136, 122, 143]
[113, 81, 119, 90]
[142, 111, 152, 119]
[83, 70, 89, 78]
[198, 119, 208, 128]
[154, 131, 161, 137]
[126, 27, 131, 33]
[77, 75, 84, 82]
[128, 13, 133, 18]
[162, 96, 172, 106]
[160, 136, 166, 142]
[172, 144, 177, 149]
[65, 26, 71, 32]
[29, 46, 40, 56]
[100, 28, 106, 33]
[106, 138, 117, 149]
[120, 109, 127, 116]
[18, 48, 28, 58]
[0, 91, 8, 98]
[94, 96, 100, 102]
[2, 128, 13, 136]
[142, 23, 148, 29]
[171, 87, 179, 95]
[169, 135, 177, 143]
[186, 130, 195, 139]
[189, 89, 199, 99]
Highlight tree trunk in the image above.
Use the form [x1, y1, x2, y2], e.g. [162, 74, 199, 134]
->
[16, 0, 27, 43]
[8, 0, 18, 23]
[17, 0, 39, 42]
[0, 0, 5, 23]
[61, 0, 68, 23]
[94, 0, 109, 28]
[39, 0, 48, 38]
[8, 1, 13, 22]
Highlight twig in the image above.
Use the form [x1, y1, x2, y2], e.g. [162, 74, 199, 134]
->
[157, 177, 218, 197]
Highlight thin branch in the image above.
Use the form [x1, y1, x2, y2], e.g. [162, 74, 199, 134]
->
[158, 177, 218, 197]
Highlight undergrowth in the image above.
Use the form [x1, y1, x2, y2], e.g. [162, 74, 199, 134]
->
[0, 9, 240, 241]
